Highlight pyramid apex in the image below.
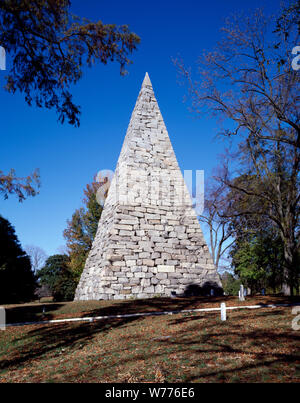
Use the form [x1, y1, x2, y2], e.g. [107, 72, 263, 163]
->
[141, 72, 152, 88]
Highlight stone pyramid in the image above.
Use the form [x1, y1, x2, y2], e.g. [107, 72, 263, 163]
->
[74, 73, 222, 300]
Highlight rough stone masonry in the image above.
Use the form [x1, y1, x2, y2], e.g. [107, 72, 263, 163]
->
[74, 73, 222, 300]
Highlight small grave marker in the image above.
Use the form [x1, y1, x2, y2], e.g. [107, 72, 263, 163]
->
[220, 303, 226, 321]
[0, 307, 5, 331]
[239, 285, 245, 301]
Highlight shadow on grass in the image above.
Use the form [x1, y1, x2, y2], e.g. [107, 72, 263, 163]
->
[0, 315, 140, 372]
[0, 297, 224, 373]
[4, 296, 227, 324]
[164, 309, 300, 381]
[4, 295, 300, 324]
[5, 303, 65, 324]
[81, 296, 228, 317]
[106, 308, 300, 382]
[2, 296, 300, 382]
[1, 296, 213, 372]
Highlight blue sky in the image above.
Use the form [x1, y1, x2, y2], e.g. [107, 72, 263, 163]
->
[0, 0, 281, 256]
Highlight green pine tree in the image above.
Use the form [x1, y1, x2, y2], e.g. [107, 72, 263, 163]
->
[0, 215, 36, 303]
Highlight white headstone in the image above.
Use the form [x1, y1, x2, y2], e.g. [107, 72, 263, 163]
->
[0, 307, 6, 331]
[239, 284, 245, 301]
[220, 302, 226, 321]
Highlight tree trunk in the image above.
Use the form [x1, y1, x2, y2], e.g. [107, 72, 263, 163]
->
[281, 236, 298, 296]
[281, 277, 291, 296]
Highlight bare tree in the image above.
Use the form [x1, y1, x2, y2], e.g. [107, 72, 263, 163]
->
[197, 179, 234, 272]
[25, 245, 47, 273]
[176, 4, 299, 295]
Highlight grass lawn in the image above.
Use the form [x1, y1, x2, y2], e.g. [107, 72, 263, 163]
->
[0, 296, 299, 383]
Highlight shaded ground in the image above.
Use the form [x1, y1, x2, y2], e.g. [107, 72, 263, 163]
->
[0, 298, 299, 382]
[3, 295, 300, 324]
